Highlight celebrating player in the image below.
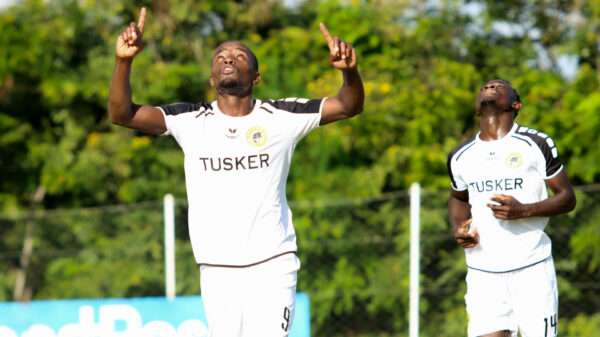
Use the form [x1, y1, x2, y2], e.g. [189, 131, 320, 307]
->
[108, 7, 364, 337]
[447, 79, 576, 337]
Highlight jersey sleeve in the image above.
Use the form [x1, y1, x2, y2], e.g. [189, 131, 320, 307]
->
[447, 152, 468, 191]
[157, 102, 212, 140]
[535, 134, 563, 179]
[262, 98, 324, 142]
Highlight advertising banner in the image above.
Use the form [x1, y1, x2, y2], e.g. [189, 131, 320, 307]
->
[0, 293, 310, 337]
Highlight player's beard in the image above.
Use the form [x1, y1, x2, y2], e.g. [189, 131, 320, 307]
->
[479, 98, 497, 107]
[476, 97, 498, 116]
[219, 77, 242, 89]
[217, 77, 251, 95]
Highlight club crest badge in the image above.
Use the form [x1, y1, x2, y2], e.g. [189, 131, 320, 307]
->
[246, 126, 267, 147]
[505, 152, 523, 169]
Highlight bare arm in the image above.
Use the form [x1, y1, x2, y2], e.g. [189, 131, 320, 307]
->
[488, 169, 576, 219]
[318, 23, 365, 125]
[449, 189, 479, 248]
[108, 7, 167, 135]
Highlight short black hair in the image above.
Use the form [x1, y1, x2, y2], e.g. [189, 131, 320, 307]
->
[238, 42, 259, 72]
[248, 49, 259, 72]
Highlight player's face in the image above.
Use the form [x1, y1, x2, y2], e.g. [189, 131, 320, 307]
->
[476, 80, 513, 114]
[210, 42, 259, 91]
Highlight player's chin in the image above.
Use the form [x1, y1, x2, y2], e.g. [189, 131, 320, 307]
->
[218, 78, 241, 88]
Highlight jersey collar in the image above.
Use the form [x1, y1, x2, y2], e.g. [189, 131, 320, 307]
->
[211, 99, 263, 119]
[476, 122, 519, 144]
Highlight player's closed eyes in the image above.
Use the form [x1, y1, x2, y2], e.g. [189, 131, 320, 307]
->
[214, 53, 246, 62]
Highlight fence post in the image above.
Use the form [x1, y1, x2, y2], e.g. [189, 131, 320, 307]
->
[164, 193, 176, 299]
[13, 185, 46, 302]
[409, 182, 421, 337]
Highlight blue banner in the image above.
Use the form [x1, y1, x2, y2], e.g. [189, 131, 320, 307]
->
[0, 293, 310, 337]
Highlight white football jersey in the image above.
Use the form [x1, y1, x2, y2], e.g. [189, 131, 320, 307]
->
[160, 98, 323, 266]
[447, 123, 563, 272]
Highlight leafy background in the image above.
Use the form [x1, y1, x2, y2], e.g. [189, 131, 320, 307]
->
[1, 0, 600, 336]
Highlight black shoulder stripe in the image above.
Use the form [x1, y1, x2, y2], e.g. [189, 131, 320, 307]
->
[515, 126, 562, 176]
[264, 98, 322, 114]
[446, 154, 458, 189]
[453, 137, 476, 162]
[159, 102, 212, 116]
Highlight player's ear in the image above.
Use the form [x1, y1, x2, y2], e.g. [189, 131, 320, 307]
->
[210, 75, 216, 88]
[252, 72, 261, 86]
[512, 101, 522, 111]
[512, 101, 521, 118]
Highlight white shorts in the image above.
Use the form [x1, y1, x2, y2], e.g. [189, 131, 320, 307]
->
[465, 256, 558, 337]
[200, 253, 301, 337]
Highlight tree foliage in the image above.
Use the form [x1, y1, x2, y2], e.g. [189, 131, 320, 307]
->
[1, 0, 599, 336]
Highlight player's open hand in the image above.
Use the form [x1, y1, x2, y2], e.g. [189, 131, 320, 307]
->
[319, 23, 357, 70]
[454, 219, 479, 248]
[488, 193, 529, 220]
[116, 7, 146, 59]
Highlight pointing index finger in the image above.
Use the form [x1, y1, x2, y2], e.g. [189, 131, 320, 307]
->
[137, 7, 146, 33]
[319, 23, 332, 43]
[319, 23, 334, 49]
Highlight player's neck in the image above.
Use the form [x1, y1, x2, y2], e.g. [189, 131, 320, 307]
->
[216, 93, 255, 117]
[479, 114, 514, 141]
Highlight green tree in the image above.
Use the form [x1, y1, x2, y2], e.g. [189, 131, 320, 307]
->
[1, 0, 600, 335]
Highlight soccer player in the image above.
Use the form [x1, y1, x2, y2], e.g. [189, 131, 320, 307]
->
[107, 7, 364, 337]
[447, 79, 576, 337]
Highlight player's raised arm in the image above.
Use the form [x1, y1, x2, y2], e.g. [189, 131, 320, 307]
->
[108, 7, 166, 135]
[319, 23, 365, 126]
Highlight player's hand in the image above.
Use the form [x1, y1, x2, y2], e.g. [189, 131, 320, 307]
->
[115, 7, 146, 59]
[488, 193, 530, 220]
[319, 23, 358, 70]
[454, 219, 479, 248]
